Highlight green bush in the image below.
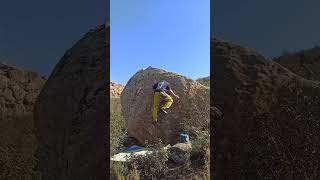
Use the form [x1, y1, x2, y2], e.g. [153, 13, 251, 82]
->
[110, 97, 126, 155]
[190, 130, 210, 162]
[110, 112, 126, 155]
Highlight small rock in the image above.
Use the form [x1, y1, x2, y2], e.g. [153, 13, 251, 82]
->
[168, 142, 192, 165]
[172, 142, 192, 152]
[122, 136, 139, 148]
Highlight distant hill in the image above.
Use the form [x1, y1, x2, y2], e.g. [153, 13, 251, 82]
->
[274, 46, 320, 82]
[196, 76, 210, 87]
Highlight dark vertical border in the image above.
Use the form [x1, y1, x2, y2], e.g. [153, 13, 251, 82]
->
[210, 1, 215, 176]
[106, 0, 111, 178]
[210, 0, 215, 178]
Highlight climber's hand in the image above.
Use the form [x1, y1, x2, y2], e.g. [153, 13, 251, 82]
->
[175, 95, 180, 99]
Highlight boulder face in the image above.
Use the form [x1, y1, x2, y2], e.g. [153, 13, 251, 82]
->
[0, 63, 45, 119]
[110, 81, 124, 98]
[34, 24, 108, 180]
[212, 38, 320, 179]
[121, 67, 210, 145]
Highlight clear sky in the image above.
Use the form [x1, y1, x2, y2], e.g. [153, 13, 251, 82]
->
[111, 0, 210, 85]
[2, 1, 320, 80]
[0, 0, 108, 77]
[212, 0, 320, 58]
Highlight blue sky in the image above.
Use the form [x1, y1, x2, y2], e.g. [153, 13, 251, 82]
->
[212, 0, 320, 58]
[111, 0, 210, 85]
[0, 0, 107, 77]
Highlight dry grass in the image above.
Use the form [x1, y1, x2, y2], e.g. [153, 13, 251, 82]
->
[243, 92, 320, 179]
[0, 113, 40, 180]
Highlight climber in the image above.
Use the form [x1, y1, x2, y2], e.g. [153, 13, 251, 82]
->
[152, 80, 179, 122]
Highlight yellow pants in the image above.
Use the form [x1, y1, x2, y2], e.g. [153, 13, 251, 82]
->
[152, 91, 173, 122]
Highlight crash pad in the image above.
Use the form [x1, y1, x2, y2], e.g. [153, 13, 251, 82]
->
[110, 144, 171, 162]
[111, 150, 154, 162]
[125, 145, 144, 152]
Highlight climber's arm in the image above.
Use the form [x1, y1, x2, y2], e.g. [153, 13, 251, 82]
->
[169, 89, 179, 99]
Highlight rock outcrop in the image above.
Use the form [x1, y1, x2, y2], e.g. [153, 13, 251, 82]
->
[0, 63, 45, 119]
[121, 67, 210, 145]
[110, 81, 124, 98]
[110, 81, 123, 114]
[34, 24, 108, 180]
[274, 47, 320, 82]
[212, 38, 320, 179]
[196, 76, 210, 87]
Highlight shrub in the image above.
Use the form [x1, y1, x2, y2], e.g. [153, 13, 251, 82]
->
[190, 130, 210, 162]
[110, 97, 126, 155]
[110, 161, 140, 180]
[110, 112, 126, 155]
[130, 149, 169, 179]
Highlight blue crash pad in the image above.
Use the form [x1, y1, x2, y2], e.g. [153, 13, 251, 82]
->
[124, 145, 144, 152]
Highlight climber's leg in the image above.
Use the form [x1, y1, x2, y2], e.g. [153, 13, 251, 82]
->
[161, 91, 173, 110]
[152, 92, 161, 122]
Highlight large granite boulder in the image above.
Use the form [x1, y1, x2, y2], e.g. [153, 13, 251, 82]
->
[121, 67, 210, 145]
[34, 24, 108, 180]
[0, 63, 45, 119]
[212, 38, 320, 179]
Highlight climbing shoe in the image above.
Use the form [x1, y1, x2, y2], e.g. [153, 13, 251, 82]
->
[161, 108, 168, 114]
